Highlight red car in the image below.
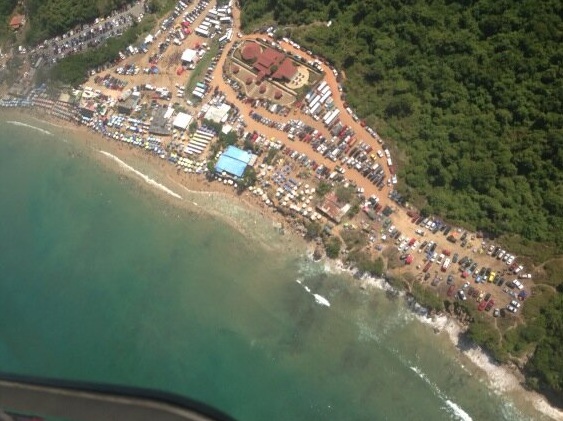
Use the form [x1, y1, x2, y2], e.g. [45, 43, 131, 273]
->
[478, 300, 488, 311]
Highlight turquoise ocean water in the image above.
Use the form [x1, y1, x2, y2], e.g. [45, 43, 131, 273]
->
[0, 115, 555, 420]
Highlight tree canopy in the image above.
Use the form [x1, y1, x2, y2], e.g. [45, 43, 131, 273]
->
[25, 0, 136, 44]
[241, 0, 563, 405]
[241, 0, 563, 252]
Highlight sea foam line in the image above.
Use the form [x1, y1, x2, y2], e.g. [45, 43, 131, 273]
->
[100, 150, 182, 200]
[6, 120, 53, 136]
[410, 366, 473, 421]
[295, 279, 331, 307]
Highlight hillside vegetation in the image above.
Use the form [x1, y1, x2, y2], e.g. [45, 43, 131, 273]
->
[240, 0, 563, 405]
[0, 0, 19, 42]
[25, 0, 136, 44]
[240, 0, 563, 253]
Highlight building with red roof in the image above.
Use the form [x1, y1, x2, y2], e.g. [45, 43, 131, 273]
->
[241, 43, 261, 62]
[240, 41, 297, 82]
[10, 15, 24, 30]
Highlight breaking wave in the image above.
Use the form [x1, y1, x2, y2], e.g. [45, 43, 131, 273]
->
[6, 120, 53, 136]
[100, 150, 182, 200]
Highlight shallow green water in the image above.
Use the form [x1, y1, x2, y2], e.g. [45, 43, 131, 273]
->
[0, 116, 552, 420]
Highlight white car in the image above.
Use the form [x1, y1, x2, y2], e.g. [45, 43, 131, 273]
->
[512, 280, 524, 290]
[458, 290, 467, 301]
[510, 300, 521, 308]
[514, 265, 524, 274]
[506, 255, 515, 265]
[507, 305, 518, 313]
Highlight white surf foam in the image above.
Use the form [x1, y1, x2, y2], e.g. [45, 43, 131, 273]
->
[100, 151, 182, 200]
[313, 294, 331, 307]
[445, 400, 473, 421]
[6, 120, 53, 136]
[295, 279, 331, 307]
[410, 366, 473, 421]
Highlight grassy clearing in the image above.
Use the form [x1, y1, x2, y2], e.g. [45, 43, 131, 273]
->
[185, 40, 219, 94]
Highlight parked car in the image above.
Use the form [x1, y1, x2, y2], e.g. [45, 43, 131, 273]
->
[512, 279, 524, 290]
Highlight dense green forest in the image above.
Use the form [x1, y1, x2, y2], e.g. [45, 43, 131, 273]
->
[241, 0, 563, 253]
[240, 0, 563, 405]
[0, 0, 19, 41]
[25, 0, 136, 44]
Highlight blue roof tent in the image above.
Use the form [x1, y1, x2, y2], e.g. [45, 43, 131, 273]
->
[215, 155, 247, 178]
[224, 145, 252, 164]
[214, 146, 253, 178]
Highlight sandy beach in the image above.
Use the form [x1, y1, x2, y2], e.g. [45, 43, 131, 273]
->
[2, 108, 305, 251]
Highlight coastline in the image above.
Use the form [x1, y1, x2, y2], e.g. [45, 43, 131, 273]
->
[2, 107, 562, 420]
[1, 107, 304, 253]
[321, 256, 563, 421]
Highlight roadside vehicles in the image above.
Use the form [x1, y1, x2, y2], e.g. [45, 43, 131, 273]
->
[510, 300, 521, 309]
[512, 279, 524, 290]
